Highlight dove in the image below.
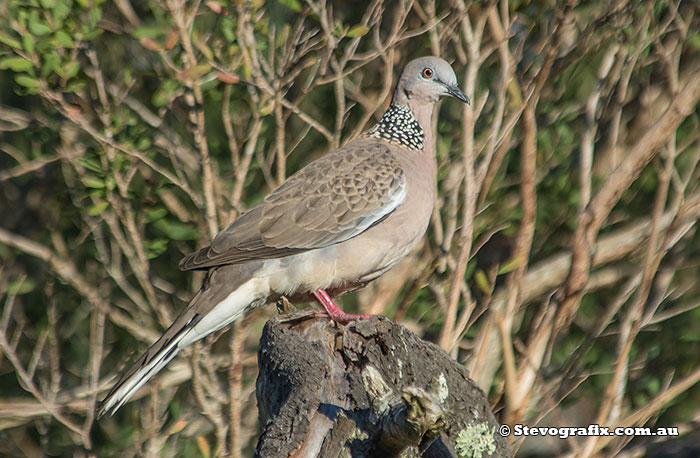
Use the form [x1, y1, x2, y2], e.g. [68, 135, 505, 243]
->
[99, 56, 469, 416]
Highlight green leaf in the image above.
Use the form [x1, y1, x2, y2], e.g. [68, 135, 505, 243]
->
[88, 201, 110, 216]
[15, 74, 39, 88]
[0, 31, 22, 49]
[278, 0, 301, 12]
[347, 24, 370, 38]
[332, 22, 344, 37]
[81, 28, 103, 41]
[136, 137, 152, 150]
[690, 33, 700, 51]
[54, 30, 73, 48]
[86, 5, 102, 28]
[152, 79, 181, 107]
[78, 157, 103, 173]
[196, 41, 214, 61]
[146, 239, 168, 259]
[63, 61, 80, 79]
[82, 176, 105, 188]
[152, 90, 169, 107]
[474, 269, 491, 295]
[259, 101, 272, 116]
[28, 19, 52, 36]
[133, 25, 166, 39]
[22, 34, 35, 54]
[39, 0, 56, 8]
[17, 9, 28, 29]
[155, 219, 198, 240]
[180, 63, 211, 81]
[2, 278, 36, 295]
[221, 17, 235, 42]
[53, 0, 71, 25]
[497, 256, 525, 275]
[506, 79, 523, 106]
[42, 52, 61, 76]
[105, 175, 116, 191]
[145, 208, 168, 223]
[63, 80, 86, 93]
[0, 56, 34, 72]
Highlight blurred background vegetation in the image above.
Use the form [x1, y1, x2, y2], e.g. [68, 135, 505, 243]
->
[1, 0, 700, 456]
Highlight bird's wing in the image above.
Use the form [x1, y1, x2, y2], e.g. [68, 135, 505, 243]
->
[179, 139, 406, 270]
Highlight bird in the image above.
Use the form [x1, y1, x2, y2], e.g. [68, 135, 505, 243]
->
[98, 56, 469, 416]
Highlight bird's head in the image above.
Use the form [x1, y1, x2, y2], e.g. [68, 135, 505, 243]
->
[394, 56, 470, 106]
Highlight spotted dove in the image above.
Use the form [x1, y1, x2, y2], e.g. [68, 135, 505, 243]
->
[98, 56, 469, 416]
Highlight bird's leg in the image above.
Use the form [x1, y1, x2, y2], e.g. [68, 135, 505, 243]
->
[312, 289, 373, 323]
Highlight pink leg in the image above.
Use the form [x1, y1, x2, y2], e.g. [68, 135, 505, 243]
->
[312, 289, 373, 324]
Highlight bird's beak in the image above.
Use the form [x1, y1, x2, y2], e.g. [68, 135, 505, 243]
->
[445, 84, 470, 104]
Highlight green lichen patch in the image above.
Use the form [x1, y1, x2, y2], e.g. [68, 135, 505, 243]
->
[454, 422, 496, 458]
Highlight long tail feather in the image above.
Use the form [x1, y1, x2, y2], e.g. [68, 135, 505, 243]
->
[98, 271, 264, 417]
[97, 313, 202, 417]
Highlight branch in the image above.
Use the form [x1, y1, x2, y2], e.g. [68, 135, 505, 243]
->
[255, 313, 511, 458]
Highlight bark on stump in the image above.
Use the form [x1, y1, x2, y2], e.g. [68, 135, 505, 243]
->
[255, 312, 512, 458]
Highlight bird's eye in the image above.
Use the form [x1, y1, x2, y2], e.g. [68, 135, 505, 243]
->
[422, 67, 433, 79]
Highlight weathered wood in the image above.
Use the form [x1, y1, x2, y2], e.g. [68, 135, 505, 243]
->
[255, 312, 511, 458]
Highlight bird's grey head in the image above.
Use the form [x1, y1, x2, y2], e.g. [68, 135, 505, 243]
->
[393, 57, 470, 106]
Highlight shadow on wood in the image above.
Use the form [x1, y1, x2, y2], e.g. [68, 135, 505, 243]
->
[255, 311, 512, 458]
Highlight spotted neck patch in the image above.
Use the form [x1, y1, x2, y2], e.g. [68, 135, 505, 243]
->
[366, 104, 424, 150]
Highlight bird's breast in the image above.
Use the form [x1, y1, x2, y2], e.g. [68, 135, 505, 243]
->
[259, 150, 435, 300]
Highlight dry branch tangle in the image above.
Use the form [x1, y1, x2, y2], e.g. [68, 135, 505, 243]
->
[560, 58, 700, 324]
[255, 314, 511, 458]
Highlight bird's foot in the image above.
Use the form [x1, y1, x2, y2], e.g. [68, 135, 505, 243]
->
[275, 296, 295, 315]
[312, 289, 374, 324]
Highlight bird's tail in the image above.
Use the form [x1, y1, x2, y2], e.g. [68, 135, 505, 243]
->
[98, 266, 265, 417]
[97, 298, 204, 417]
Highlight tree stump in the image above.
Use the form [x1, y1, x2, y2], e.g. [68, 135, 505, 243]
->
[255, 311, 512, 458]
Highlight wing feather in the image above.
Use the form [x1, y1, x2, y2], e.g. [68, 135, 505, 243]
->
[180, 139, 406, 271]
